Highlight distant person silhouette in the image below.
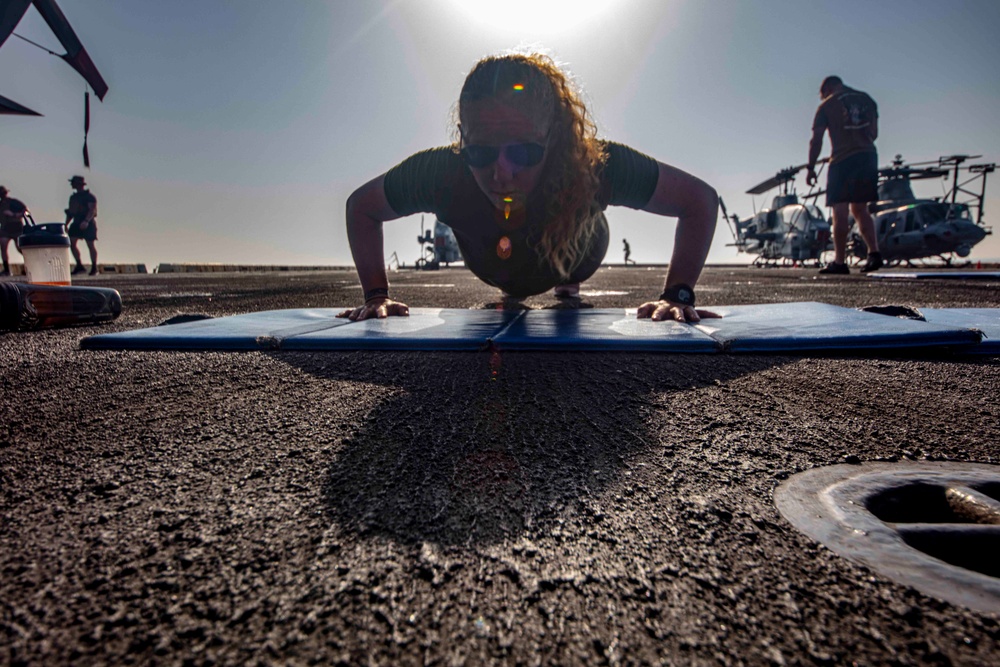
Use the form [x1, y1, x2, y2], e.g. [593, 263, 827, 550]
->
[65, 175, 99, 275]
[806, 76, 882, 274]
[1, 186, 28, 276]
[339, 52, 719, 323]
[623, 238, 635, 265]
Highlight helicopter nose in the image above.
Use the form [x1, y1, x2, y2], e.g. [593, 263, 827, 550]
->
[955, 221, 988, 243]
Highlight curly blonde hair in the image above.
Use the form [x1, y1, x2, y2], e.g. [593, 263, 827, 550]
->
[455, 53, 606, 280]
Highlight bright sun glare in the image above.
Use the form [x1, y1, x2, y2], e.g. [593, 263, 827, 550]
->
[445, 0, 621, 35]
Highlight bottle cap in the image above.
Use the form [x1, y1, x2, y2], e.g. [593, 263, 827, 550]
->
[19, 223, 71, 248]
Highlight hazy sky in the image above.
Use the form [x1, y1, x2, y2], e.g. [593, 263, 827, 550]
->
[2, 0, 999, 268]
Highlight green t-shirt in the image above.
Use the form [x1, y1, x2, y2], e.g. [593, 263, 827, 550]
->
[383, 141, 660, 296]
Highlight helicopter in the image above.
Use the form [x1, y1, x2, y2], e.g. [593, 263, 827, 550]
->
[413, 215, 462, 270]
[722, 159, 832, 266]
[847, 154, 993, 266]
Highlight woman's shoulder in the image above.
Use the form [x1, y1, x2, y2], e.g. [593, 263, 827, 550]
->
[384, 145, 466, 216]
[397, 145, 462, 168]
[598, 140, 653, 161]
[595, 140, 660, 209]
[597, 140, 659, 179]
[387, 145, 465, 184]
[387, 145, 463, 184]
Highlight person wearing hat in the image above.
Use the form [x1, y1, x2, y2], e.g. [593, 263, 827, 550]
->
[1, 186, 29, 276]
[65, 175, 99, 275]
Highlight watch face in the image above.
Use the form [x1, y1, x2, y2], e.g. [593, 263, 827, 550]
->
[677, 288, 692, 304]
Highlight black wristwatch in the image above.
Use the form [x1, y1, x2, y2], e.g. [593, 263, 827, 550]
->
[659, 283, 695, 307]
[364, 287, 389, 303]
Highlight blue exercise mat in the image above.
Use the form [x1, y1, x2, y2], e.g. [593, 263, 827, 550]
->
[80, 303, 985, 354]
[491, 308, 719, 352]
[920, 308, 1000, 355]
[692, 302, 982, 353]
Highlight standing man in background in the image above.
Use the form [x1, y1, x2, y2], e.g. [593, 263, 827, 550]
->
[65, 175, 99, 275]
[806, 76, 883, 274]
[623, 238, 635, 265]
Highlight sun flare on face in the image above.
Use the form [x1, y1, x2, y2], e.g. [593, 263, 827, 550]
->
[444, 0, 623, 35]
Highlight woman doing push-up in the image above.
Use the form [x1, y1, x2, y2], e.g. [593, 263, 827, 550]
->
[340, 52, 719, 323]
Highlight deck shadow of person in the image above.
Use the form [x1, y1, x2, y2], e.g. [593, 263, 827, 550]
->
[272, 350, 790, 547]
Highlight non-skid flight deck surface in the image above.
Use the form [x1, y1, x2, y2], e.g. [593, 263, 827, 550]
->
[81, 302, 988, 354]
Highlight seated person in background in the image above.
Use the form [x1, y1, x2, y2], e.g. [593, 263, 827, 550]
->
[339, 52, 719, 323]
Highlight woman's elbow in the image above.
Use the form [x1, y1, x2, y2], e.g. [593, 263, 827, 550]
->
[695, 182, 719, 222]
[346, 175, 393, 227]
[345, 188, 363, 223]
[704, 184, 719, 210]
[345, 189, 379, 233]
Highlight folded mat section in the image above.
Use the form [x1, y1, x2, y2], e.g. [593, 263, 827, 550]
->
[694, 302, 983, 353]
[80, 308, 352, 350]
[81, 308, 523, 352]
[919, 308, 1000, 355]
[491, 308, 720, 352]
[281, 308, 523, 351]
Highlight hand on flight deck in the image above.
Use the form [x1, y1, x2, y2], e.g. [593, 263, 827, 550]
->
[337, 299, 410, 321]
[636, 300, 721, 323]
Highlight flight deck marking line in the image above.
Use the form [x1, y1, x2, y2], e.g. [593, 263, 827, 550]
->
[869, 272, 1000, 281]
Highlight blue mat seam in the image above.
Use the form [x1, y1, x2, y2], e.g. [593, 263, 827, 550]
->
[487, 310, 529, 348]
[271, 317, 355, 350]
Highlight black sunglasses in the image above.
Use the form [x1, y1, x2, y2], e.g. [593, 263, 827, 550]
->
[460, 142, 546, 169]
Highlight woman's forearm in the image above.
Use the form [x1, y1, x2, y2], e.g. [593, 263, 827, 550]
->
[344, 174, 401, 298]
[664, 183, 717, 289]
[346, 211, 388, 297]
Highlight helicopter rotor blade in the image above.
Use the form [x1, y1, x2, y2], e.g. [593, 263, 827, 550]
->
[745, 158, 828, 195]
[938, 155, 982, 164]
[746, 172, 794, 195]
[910, 169, 949, 180]
[883, 156, 983, 172]
[879, 166, 948, 180]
